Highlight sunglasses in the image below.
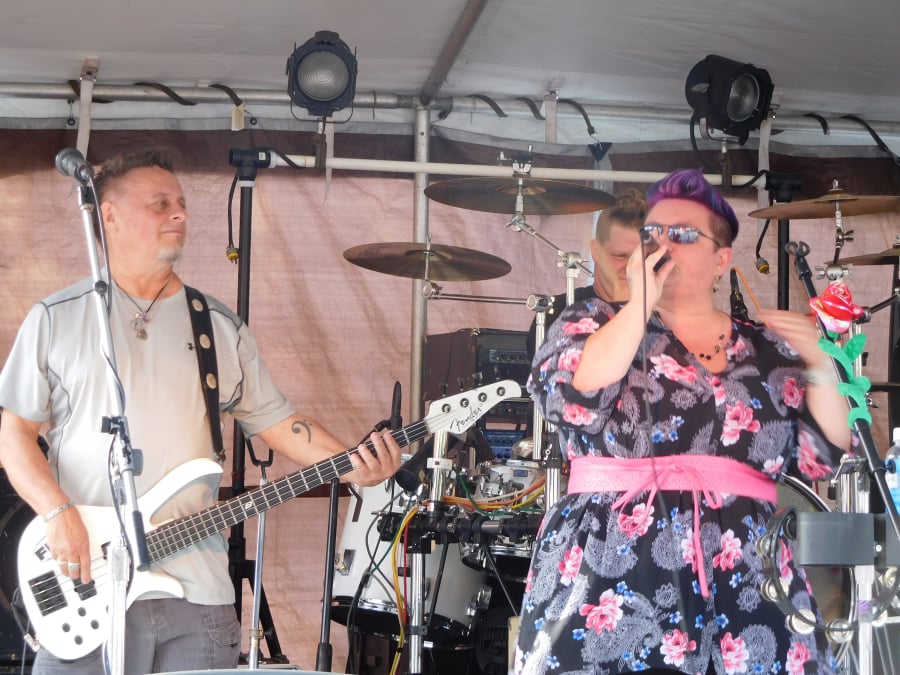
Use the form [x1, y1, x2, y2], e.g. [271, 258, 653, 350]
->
[642, 223, 724, 248]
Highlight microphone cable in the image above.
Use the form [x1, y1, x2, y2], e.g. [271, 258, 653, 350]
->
[635, 234, 692, 640]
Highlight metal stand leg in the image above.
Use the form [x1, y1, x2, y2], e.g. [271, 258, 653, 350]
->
[240, 440, 287, 665]
[406, 549, 426, 675]
[834, 456, 875, 675]
[248, 460, 269, 670]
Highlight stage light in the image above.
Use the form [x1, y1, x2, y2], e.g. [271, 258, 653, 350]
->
[685, 54, 773, 144]
[286, 30, 357, 117]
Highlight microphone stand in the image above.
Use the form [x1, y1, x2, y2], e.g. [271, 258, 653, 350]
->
[787, 241, 900, 675]
[317, 475, 340, 672]
[246, 441, 282, 669]
[226, 148, 286, 662]
[70, 178, 150, 675]
[317, 384, 402, 672]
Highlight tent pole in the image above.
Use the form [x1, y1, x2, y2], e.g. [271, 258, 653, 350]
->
[410, 106, 430, 429]
[271, 154, 757, 186]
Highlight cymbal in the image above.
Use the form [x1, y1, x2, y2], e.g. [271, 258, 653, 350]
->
[424, 177, 615, 215]
[839, 246, 900, 266]
[343, 242, 511, 281]
[749, 190, 900, 220]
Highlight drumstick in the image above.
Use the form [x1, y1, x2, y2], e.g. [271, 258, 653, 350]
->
[733, 266, 764, 317]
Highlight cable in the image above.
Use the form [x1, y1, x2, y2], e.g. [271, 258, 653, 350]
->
[840, 114, 900, 167]
[754, 219, 771, 275]
[132, 82, 197, 106]
[731, 169, 769, 189]
[208, 83, 243, 106]
[225, 172, 238, 262]
[514, 97, 545, 120]
[688, 114, 717, 173]
[635, 235, 692, 641]
[558, 98, 597, 137]
[803, 113, 830, 136]
[467, 94, 507, 117]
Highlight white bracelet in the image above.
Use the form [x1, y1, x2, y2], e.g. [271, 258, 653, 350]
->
[43, 501, 74, 523]
[805, 365, 839, 386]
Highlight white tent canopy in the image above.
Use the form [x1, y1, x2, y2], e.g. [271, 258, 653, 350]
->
[1, 0, 900, 149]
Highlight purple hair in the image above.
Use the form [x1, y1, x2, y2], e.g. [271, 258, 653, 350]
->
[646, 169, 739, 244]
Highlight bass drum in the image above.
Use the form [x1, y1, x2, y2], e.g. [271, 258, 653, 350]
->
[332, 480, 490, 646]
[776, 475, 855, 644]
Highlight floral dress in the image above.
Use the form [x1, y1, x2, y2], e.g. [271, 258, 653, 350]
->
[513, 298, 845, 675]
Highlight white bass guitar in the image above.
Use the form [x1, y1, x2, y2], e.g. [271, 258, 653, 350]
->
[17, 380, 521, 659]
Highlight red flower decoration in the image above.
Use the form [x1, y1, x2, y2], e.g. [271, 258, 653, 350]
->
[809, 281, 864, 334]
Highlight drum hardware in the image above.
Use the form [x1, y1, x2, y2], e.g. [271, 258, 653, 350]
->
[424, 155, 588, 514]
[342, 241, 512, 282]
[421, 285, 560, 506]
[782, 240, 900, 675]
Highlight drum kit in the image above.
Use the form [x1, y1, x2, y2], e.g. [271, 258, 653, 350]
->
[338, 168, 900, 675]
[337, 169, 610, 675]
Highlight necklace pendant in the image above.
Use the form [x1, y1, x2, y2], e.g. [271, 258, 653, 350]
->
[130, 315, 147, 332]
[135, 327, 148, 340]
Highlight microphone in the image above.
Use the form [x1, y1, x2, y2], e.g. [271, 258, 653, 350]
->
[55, 148, 95, 184]
[390, 381, 402, 431]
[394, 438, 434, 492]
[640, 229, 671, 272]
[394, 431, 471, 493]
[653, 252, 672, 273]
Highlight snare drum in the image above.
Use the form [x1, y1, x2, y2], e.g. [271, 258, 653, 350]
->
[332, 480, 489, 645]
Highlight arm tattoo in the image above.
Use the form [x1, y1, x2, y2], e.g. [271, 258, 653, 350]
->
[291, 419, 313, 443]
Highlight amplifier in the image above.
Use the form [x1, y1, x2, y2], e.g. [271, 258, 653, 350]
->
[423, 328, 530, 401]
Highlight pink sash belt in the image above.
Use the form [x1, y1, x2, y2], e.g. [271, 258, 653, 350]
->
[568, 455, 777, 598]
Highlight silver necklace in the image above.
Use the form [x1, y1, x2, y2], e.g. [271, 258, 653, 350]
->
[120, 275, 173, 340]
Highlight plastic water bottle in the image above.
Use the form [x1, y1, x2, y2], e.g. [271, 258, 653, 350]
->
[885, 428, 900, 515]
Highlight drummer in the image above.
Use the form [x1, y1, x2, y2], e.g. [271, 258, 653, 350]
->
[526, 189, 646, 356]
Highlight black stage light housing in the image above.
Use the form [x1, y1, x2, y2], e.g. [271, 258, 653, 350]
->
[685, 54, 774, 144]
[286, 30, 358, 117]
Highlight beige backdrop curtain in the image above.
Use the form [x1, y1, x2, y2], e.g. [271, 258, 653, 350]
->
[0, 129, 897, 668]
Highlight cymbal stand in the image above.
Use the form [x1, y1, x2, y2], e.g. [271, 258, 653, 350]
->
[531, 307, 561, 510]
[789, 241, 900, 675]
[506, 210, 593, 282]
[827, 182, 855, 267]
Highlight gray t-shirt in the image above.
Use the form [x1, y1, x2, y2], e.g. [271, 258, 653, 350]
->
[0, 277, 294, 604]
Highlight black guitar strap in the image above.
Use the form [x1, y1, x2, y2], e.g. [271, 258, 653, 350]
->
[184, 285, 225, 462]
